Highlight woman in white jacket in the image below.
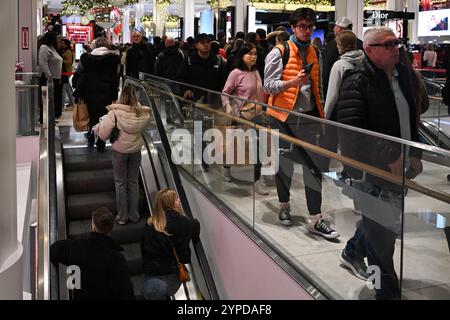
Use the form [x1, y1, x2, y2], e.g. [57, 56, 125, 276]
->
[324, 31, 364, 120]
[93, 86, 151, 225]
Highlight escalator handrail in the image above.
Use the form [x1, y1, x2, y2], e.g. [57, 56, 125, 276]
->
[144, 81, 450, 205]
[140, 73, 450, 157]
[123, 77, 220, 300]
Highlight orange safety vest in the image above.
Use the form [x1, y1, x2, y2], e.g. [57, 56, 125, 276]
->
[267, 40, 324, 122]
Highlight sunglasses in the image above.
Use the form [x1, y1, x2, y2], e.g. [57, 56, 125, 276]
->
[368, 39, 403, 50]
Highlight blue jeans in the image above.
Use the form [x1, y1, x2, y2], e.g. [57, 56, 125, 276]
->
[344, 182, 402, 300]
[142, 273, 181, 300]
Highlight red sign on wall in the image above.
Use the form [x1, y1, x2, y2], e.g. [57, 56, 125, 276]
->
[66, 25, 94, 44]
[21, 27, 29, 50]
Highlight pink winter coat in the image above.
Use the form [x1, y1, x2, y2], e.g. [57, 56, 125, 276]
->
[93, 103, 151, 153]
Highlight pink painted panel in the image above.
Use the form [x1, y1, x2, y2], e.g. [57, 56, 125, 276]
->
[182, 176, 313, 300]
[16, 136, 39, 166]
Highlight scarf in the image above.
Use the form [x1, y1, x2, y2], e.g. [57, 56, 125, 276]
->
[290, 34, 310, 51]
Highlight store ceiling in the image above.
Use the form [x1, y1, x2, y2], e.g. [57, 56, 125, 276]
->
[44, 0, 211, 15]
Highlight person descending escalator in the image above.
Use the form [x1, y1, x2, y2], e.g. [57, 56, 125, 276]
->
[93, 86, 151, 225]
[75, 37, 120, 152]
[50, 207, 135, 300]
[141, 189, 200, 300]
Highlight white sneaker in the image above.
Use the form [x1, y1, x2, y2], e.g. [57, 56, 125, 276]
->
[224, 167, 232, 182]
[255, 177, 269, 195]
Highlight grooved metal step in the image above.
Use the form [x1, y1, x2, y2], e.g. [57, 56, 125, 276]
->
[69, 217, 147, 245]
[65, 169, 115, 194]
[66, 191, 116, 220]
[122, 243, 143, 276]
[64, 147, 113, 172]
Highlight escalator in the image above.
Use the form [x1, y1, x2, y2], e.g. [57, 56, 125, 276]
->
[61, 141, 149, 299]
[41, 79, 219, 300]
[419, 118, 450, 150]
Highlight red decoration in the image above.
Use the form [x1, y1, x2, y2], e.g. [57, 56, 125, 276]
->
[113, 22, 122, 35]
[21, 27, 29, 50]
[421, 0, 431, 11]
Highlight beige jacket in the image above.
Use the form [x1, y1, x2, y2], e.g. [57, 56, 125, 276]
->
[94, 103, 151, 153]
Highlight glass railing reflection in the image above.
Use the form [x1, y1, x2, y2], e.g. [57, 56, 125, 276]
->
[139, 73, 450, 300]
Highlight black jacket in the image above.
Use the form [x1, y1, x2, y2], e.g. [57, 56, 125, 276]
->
[336, 57, 419, 189]
[76, 53, 120, 105]
[50, 232, 134, 300]
[154, 46, 185, 80]
[323, 37, 364, 98]
[126, 42, 156, 78]
[176, 51, 227, 100]
[141, 210, 200, 276]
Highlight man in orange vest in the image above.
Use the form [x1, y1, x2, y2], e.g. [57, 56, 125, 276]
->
[263, 8, 340, 239]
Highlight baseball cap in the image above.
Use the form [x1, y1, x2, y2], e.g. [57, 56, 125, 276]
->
[335, 17, 353, 29]
[195, 33, 212, 43]
[134, 26, 145, 34]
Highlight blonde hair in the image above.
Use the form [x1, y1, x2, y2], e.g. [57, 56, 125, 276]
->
[148, 189, 182, 234]
[119, 86, 143, 117]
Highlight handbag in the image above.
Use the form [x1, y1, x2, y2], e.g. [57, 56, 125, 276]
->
[109, 112, 120, 144]
[239, 102, 263, 120]
[72, 100, 89, 132]
[170, 242, 190, 282]
[239, 72, 263, 121]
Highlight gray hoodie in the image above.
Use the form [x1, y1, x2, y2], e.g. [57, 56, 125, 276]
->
[324, 50, 365, 119]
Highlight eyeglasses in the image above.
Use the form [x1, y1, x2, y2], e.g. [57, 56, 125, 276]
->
[295, 24, 316, 31]
[368, 39, 403, 50]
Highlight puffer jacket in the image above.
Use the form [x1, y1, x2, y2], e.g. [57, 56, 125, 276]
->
[95, 103, 151, 153]
[76, 47, 120, 105]
[336, 57, 420, 190]
[324, 50, 365, 119]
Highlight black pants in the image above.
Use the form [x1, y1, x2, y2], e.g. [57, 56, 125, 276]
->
[273, 115, 329, 215]
[39, 75, 63, 122]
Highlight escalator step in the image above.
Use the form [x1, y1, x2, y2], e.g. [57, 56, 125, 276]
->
[122, 243, 143, 276]
[69, 217, 147, 245]
[65, 169, 115, 194]
[131, 274, 144, 300]
[64, 147, 113, 172]
[67, 191, 116, 220]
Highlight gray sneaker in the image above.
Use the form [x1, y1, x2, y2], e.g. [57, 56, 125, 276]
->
[279, 206, 293, 226]
[255, 177, 269, 195]
[339, 250, 370, 280]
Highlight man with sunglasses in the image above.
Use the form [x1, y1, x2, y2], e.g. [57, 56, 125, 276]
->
[264, 8, 340, 239]
[336, 27, 423, 300]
